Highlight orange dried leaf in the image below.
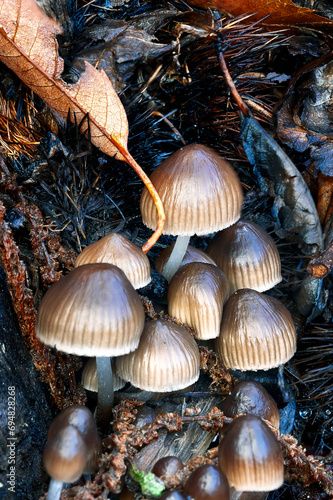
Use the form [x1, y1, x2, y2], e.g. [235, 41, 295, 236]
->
[0, 0, 128, 160]
[187, 0, 333, 30]
[0, 0, 165, 251]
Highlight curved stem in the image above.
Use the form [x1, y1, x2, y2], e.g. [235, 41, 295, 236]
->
[96, 356, 114, 430]
[47, 479, 63, 500]
[162, 235, 190, 282]
[112, 139, 165, 253]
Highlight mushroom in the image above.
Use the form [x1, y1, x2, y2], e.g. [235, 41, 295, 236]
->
[215, 288, 297, 371]
[43, 424, 88, 500]
[116, 319, 200, 392]
[35, 263, 145, 428]
[155, 243, 216, 274]
[220, 380, 280, 436]
[140, 144, 243, 281]
[218, 415, 284, 495]
[46, 405, 101, 474]
[183, 464, 230, 500]
[160, 492, 187, 500]
[152, 456, 184, 478]
[82, 357, 126, 393]
[74, 232, 151, 289]
[206, 220, 282, 294]
[168, 262, 230, 340]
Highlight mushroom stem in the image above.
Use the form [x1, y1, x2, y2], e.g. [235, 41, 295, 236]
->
[47, 479, 63, 500]
[95, 356, 114, 429]
[162, 235, 190, 282]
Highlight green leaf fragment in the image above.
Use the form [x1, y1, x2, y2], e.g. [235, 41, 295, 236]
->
[130, 465, 166, 497]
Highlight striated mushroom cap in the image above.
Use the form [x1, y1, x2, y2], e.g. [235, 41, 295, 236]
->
[82, 357, 126, 393]
[215, 289, 296, 371]
[116, 319, 200, 392]
[140, 144, 243, 236]
[74, 233, 151, 289]
[218, 415, 284, 491]
[168, 262, 230, 340]
[36, 263, 145, 357]
[206, 220, 282, 294]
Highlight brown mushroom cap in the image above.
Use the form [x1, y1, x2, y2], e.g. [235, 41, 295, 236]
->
[152, 456, 184, 478]
[43, 425, 88, 483]
[218, 415, 284, 491]
[215, 289, 296, 371]
[155, 243, 216, 274]
[74, 233, 151, 289]
[36, 263, 145, 357]
[47, 405, 101, 474]
[221, 380, 280, 430]
[206, 220, 282, 294]
[140, 144, 243, 236]
[168, 262, 230, 340]
[116, 319, 200, 392]
[183, 464, 230, 500]
[82, 357, 126, 392]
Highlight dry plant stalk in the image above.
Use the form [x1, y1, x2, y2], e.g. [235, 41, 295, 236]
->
[0, 0, 165, 252]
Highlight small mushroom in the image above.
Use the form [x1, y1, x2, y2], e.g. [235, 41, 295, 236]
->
[140, 144, 243, 281]
[74, 232, 151, 289]
[215, 289, 297, 371]
[221, 380, 280, 432]
[43, 425, 88, 500]
[46, 405, 101, 474]
[168, 262, 230, 340]
[183, 464, 230, 500]
[116, 319, 200, 392]
[82, 357, 126, 393]
[218, 415, 284, 493]
[206, 219, 282, 294]
[36, 263, 145, 428]
[152, 456, 184, 478]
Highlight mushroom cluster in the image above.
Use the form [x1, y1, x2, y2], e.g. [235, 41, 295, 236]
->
[35, 143, 296, 497]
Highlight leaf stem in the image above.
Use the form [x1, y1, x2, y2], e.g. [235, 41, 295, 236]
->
[114, 139, 166, 253]
[216, 44, 249, 117]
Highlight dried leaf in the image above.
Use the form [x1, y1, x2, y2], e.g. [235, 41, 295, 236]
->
[0, 0, 165, 251]
[187, 0, 333, 31]
[241, 116, 325, 317]
[0, 0, 128, 160]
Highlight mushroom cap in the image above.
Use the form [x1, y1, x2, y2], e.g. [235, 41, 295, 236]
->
[47, 405, 101, 474]
[218, 415, 284, 491]
[43, 425, 87, 483]
[206, 220, 282, 294]
[168, 262, 230, 340]
[74, 233, 151, 289]
[215, 288, 296, 371]
[116, 319, 200, 392]
[36, 263, 145, 357]
[152, 456, 184, 478]
[155, 243, 216, 274]
[140, 144, 243, 236]
[183, 464, 230, 500]
[82, 357, 126, 392]
[221, 380, 280, 430]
